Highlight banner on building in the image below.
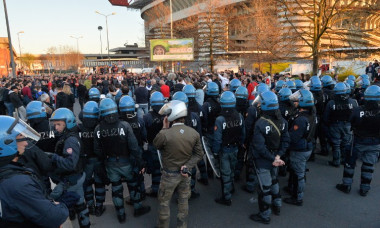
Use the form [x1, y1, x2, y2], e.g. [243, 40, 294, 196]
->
[150, 38, 194, 61]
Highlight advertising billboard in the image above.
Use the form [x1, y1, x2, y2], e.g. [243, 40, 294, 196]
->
[150, 38, 194, 61]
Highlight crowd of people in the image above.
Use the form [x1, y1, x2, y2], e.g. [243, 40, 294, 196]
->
[0, 68, 379, 228]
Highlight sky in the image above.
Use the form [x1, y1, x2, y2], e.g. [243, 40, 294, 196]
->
[0, 0, 144, 55]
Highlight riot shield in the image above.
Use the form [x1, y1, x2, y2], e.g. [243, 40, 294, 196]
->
[157, 149, 163, 169]
[202, 136, 220, 178]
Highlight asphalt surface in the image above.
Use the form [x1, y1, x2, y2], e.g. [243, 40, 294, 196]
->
[67, 100, 380, 228]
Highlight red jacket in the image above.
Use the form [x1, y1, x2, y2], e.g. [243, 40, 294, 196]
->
[21, 86, 33, 100]
[161, 84, 170, 98]
[247, 81, 258, 101]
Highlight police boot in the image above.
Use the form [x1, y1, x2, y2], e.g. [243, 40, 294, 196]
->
[134, 205, 151, 217]
[272, 205, 281, 216]
[197, 178, 209, 186]
[359, 189, 368, 197]
[95, 204, 106, 217]
[69, 207, 76, 220]
[284, 197, 303, 206]
[249, 213, 270, 224]
[214, 197, 231, 206]
[88, 205, 96, 215]
[117, 213, 126, 224]
[336, 184, 351, 193]
[190, 190, 200, 200]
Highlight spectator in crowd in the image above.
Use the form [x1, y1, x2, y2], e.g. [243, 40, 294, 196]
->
[21, 81, 33, 105]
[194, 82, 204, 106]
[9, 85, 26, 120]
[160, 80, 170, 99]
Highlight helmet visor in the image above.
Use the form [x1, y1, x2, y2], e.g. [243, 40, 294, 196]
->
[252, 94, 262, 107]
[303, 81, 311, 90]
[9, 118, 41, 149]
[289, 91, 301, 102]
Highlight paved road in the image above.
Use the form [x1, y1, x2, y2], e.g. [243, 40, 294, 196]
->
[68, 101, 380, 228]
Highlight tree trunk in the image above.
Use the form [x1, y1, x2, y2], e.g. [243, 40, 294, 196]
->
[312, 49, 319, 75]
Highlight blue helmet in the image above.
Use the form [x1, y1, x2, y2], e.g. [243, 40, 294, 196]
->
[298, 89, 314, 107]
[278, 88, 292, 101]
[99, 98, 118, 117]
[360, 74, 370, 81]
[253, 83, 269, 97]
[26, 101, 47, 120]
[294, 79, 304, 90]
[321, 75, 333, 87]
[333, 82, 347, 95]
[347, 75, 356, 81]
[364, 85, 380, 101]
[173, 92, 189, 106]
[83, 101, 99, 119]
[235, 86, 248, 100]
[220, 91, 236, 108]
[343, 82, 351, 94]
[310, 76, 322, 91]
[50, 108, 77, 129]
[258, 91, 279, 111]
[230, 79, 241, 92]
[0, 116, 40, 164]
[346, 79, 355, 89]
[286, 81, 296, 90]
[119, 96, 135, 113]
[275, 80, 286, 92]
[150, 91, 165, 107]
[88, 88, 101, 100]
[182, 85, 196, 98]
[206, 82, 219, 96]
[361, 78, 370, 89]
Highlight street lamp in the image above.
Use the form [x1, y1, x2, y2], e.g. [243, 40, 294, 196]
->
[17, 31, 24, 69]
[2, 0, 16, 78]
[95, 11, 116, 68]
[98, 26, 103, 59]
[70, 35, 83, 68]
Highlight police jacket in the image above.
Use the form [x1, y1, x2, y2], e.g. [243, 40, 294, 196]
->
[289, 109, 317, 152]
[279, 100, 296, 123]
[351, 104, 380, 144]
[94, 120, 142, 164]
[153, 123, 204, 171]
[0, 162, 68, 227]
[252, 110, 290, 169]
[311, 90, 326, 117]
[143, 110, 164, 144]
[78, 123, 97, 158]
[185, 112, 202, 136]
[18, 145, 53, 181]
[123, 114, 147, 147]
[245, 105, 259, 145]
[212, 109, 245, 154]
[29, 117, 57, 153]
[323, 96, 358, 124]
[201, 97, 221, 135]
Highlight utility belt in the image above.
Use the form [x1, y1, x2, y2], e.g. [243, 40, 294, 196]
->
[162, 168, 181, 174]
[106, 156, 130, 163]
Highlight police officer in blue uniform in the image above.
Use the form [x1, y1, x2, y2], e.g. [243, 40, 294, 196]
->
[355, 78, 370, 106]
[119, 95, 147, 202]
[321, 75, 335, 101]
[230, 78, 241, 93]
[336, 85, 380, 196]
[275, 80, 286, 93]
[213, 91, 245, 206]
[250, 91, 290, 224]
[49, 108, 90, 227]
[88, 87, 101, 103]
[0, 116, 70, 227]
[278, 88, 296, 123]
[201, 82, 221, 180]
[323, 82, 358, 167]
[294, 79, 304, 90]
[286, 80, 297, 93]
[284, 89, 317, 206]
[143, 91, 165, 197]
[94, 98, 150, 223]
[173, 91, 203, 199]
[78, 101, 106, 217]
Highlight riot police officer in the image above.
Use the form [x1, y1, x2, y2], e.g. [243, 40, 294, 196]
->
[355, 78, 370, 106]
[0, 116, 70, 227]
[321, 75, 335, 101]
[286, 80, 297, 93]
[284, 90, 317, 206]
[88, 87, 101, 103]
[323, 82, 358, 167]
[94, 98, 150, 223]
[230, 78, 242, 93]
[275, 80, 286, 93]
[294, 79, 304, 90]
[119, 95, 147, 201]
[173, 91, 203, 199]
[213, 91, 245, 205]
[79, 101, 106, 217]
[336, 85, 380, 196]
[50, 108, 90, 228]
[143, 91, 165, 196]
[278, 88, 296, 123]
[250, 91, 289, 224]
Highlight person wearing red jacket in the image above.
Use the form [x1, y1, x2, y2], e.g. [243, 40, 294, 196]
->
[160, 80, 170, 99]
[247, 75, 258, 104]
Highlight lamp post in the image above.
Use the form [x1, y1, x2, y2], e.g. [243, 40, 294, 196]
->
[70, 35, 83, 68]
[98, 26, 103, 59]
[3, 0, 16, 78]
[17, 31, 24, 70]
[95, 11, 116, 69]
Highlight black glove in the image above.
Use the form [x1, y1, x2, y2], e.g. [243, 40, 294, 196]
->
[56, 191, 80, 208]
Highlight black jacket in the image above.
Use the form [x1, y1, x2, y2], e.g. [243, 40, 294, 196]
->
[56, 92, 75, 109]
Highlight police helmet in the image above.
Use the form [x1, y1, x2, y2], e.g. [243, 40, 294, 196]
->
[206, 82, 219, 96]
[361, 78, 370, 89]
[26, 101, 47, 120]
[150, 91, 165, 107]
[88, 88, 101, 100]
[346, 79, 355, 89]
[275, 80, 286, 92]
[333, 82, 347, 95]
[310, 76, 322, 91]
[360, 74, 370, 81]
[230, 79, 241, 92]
[173, 92, 189, 106]
[286, 81, 296, 91]
[235, 86, 248, 100]
[0, 116, 40, 166]
[220, 91, 236, 108]
[343, 82, 351, 94]
[298, 89, 314, 107]
[295, 79, 304, 90]
[83, 101, 99, 119]
[278, 88, 292, 101]
[50, 108, 77, 129]
[99, 98, 118, 117]
[254, 91, 279, 111]
[182, 85, 196, 98]
[364, 85, 380, 101]
[119, 96, 135, 113]
[253, 83, 269, 97]
[159, 100, 187, 122]
[321, 75, 333, 87]
[347, 75, 356, 81]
